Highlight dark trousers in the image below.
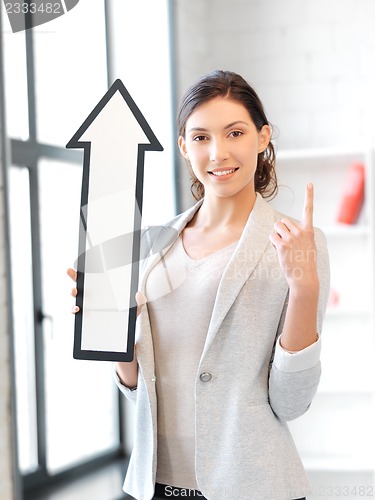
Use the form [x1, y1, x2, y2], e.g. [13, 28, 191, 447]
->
[152, 482, 305, 499]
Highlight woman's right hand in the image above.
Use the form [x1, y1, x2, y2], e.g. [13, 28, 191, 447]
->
[66, 267, 147, 317]
[67, 267, 79, 314]
[67, 267, 142, 388]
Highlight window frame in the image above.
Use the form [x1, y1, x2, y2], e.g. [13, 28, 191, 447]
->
[1, 0, 177, 494]
[0, 5, 22, 500]
[1, 2, 124, 494]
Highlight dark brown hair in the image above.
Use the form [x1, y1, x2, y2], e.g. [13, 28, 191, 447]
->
[177, 70, 277, 200]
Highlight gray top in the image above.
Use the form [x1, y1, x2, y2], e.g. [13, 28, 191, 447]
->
[145, 236, 237, 489]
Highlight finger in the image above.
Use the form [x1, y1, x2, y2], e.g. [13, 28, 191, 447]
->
[269, 232, 283, 250]
[280, 217, 301, 232]
[67, 267, 77, 282]
[301, 183, 314, 228]
[274, 220, 291, 239]
[71, 287, 78, 298]
[269, 232, 279, 246]
[71, 305, 80, 314]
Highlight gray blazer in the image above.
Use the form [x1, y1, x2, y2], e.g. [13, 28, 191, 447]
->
[115, 193, 330, 500]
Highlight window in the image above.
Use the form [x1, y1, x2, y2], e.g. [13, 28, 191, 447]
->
[1, 0, 175, 493]
[8, 166, 38, 474]
[38, 159, 119, 474]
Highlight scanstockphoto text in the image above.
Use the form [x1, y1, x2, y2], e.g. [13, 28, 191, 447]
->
[76, 224, 319, 304]
[163, 484, 249, 498]
[161, 484, 374, 498]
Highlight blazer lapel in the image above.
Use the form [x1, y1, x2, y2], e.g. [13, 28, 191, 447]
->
[202, 194, 277, 355]
[136, 202, 202, 368]
[138, 200, 203, 292]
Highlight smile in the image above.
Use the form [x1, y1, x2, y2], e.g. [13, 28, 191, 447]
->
[208, 168, 239, 177]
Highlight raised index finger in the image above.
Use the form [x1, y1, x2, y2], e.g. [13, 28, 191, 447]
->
[301, 183, 314, 228]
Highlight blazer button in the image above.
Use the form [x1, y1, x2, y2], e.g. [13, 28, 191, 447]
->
[200, 372, 212, 382]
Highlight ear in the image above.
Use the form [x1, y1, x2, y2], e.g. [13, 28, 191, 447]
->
[258, 125, 271, 153]
[178, 136, 189, 160]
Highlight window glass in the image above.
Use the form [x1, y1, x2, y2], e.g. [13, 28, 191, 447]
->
[1, 15, 29, 140]
[4, 0, 175, 481]
[8, 166, 38, 473]
[108, 0, 176, 225]
[38, 159, 119, 473]
[33, 2, 107, 146]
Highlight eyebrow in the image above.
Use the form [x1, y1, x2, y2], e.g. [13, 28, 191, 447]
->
[187, 120, 250, 134]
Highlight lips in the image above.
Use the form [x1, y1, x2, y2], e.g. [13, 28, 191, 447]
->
[208, 167, 239, 177]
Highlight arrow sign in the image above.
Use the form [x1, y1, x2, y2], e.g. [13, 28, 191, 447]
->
[66, 79, 163, 362]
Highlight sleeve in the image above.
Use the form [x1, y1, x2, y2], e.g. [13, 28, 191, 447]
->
[113, 364, 138, 404]
[268, 227, 330, 422]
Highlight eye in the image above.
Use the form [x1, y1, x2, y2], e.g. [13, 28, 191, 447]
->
[228, 130, 243, 138]
[193, 135, 209, 142]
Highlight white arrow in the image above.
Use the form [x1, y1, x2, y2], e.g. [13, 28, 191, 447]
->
[66, 79, 163, 362]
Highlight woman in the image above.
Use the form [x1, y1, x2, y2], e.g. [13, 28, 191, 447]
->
[69, 70, 329, 499]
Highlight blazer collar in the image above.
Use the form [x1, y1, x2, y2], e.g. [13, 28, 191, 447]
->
[138, 199, 203, 291]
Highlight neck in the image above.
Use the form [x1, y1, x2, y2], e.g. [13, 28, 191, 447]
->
[194, 187, 257, 230]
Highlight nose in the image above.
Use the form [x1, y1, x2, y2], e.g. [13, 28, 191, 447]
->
[209, 138, 229, 163]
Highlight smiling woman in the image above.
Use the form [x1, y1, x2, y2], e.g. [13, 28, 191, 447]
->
[109, 70, 330, 500]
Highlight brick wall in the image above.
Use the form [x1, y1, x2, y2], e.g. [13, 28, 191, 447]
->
[174, 0, 375, 208]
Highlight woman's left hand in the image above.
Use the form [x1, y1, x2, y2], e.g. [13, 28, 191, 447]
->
[269, 183, 319, 291]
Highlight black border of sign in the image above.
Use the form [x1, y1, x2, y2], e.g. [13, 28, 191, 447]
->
[66, 79, 163, 362]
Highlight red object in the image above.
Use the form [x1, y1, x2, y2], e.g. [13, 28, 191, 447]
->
[327, 288, 340, 308]
[336, 163, 365, 224]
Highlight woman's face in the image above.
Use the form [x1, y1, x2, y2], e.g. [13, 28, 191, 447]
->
[178, 97, 270, 201]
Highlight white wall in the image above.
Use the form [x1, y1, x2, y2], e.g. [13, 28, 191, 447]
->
[173, 0, 375, 494]
[174, 0, 375, 205]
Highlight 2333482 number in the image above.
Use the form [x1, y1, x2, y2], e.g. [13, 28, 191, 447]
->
[318, 486, 374, 497]
[5, 3, 62, 14]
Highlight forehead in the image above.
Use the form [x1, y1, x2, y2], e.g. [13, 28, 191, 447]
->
[186, 97, 253, 129]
